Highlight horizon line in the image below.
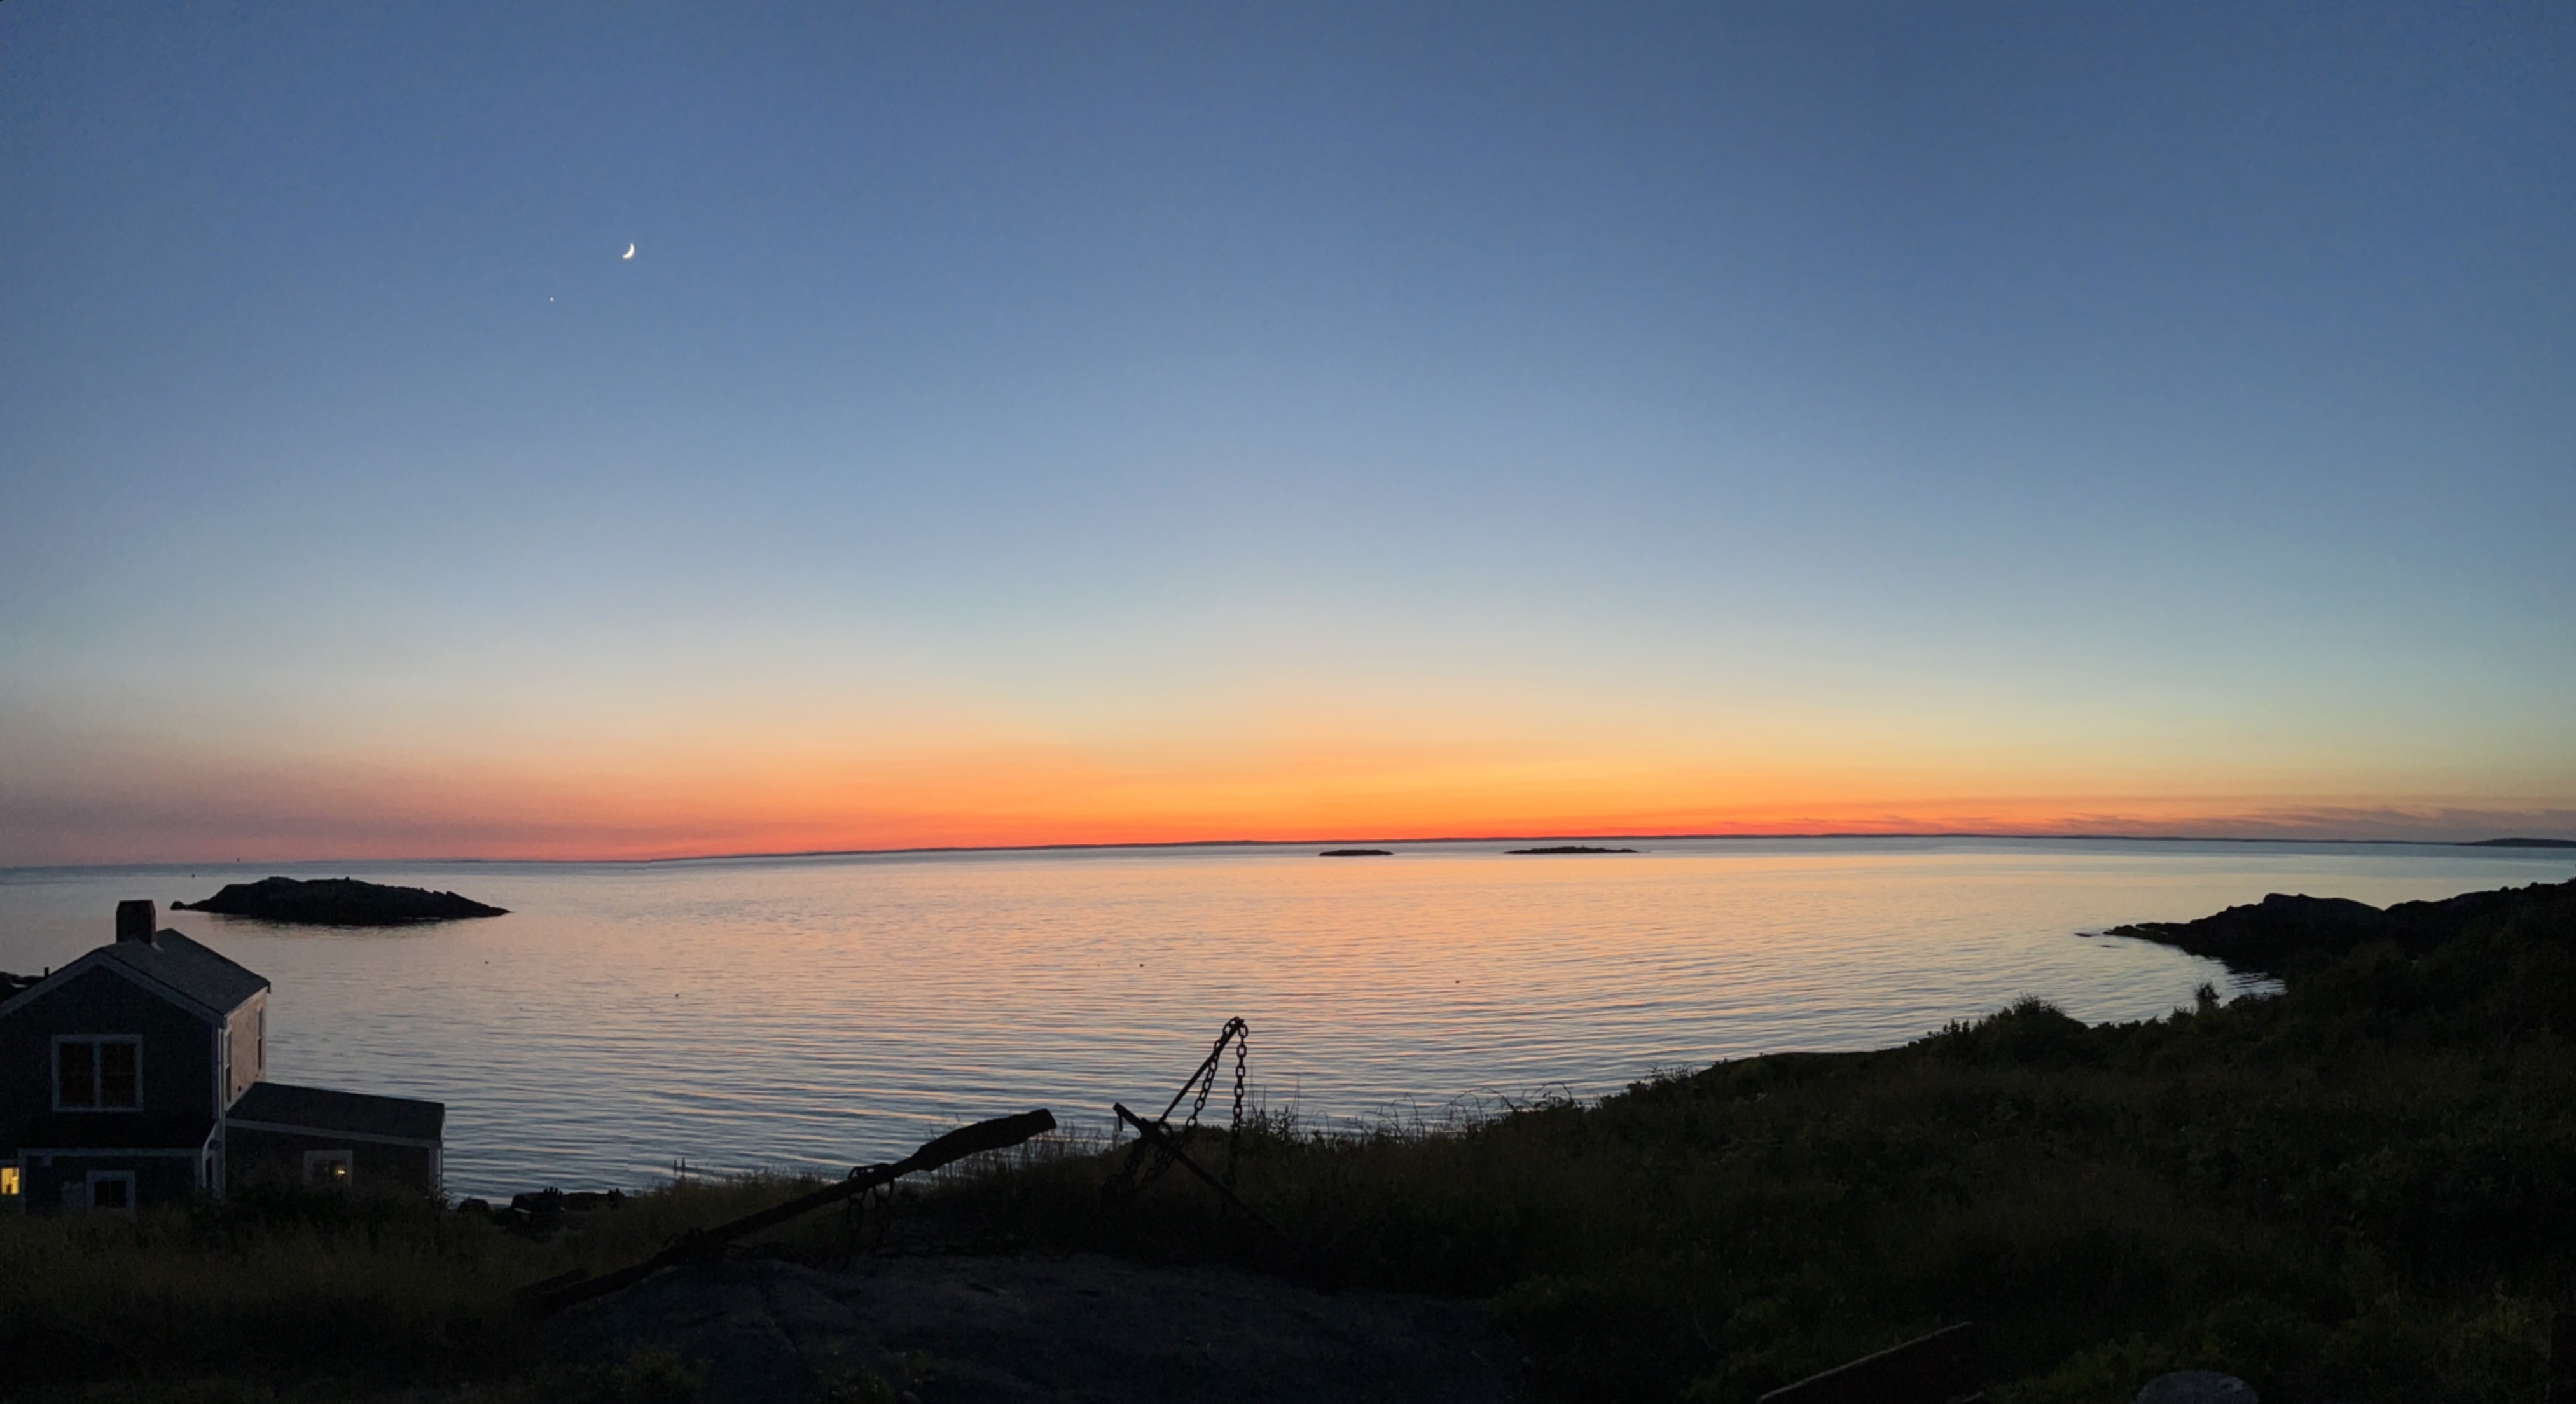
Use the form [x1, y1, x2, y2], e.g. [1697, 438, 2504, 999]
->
[11, 829, 2571, 872]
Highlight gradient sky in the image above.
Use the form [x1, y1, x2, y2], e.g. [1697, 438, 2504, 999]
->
[4, 1, 2572, 863]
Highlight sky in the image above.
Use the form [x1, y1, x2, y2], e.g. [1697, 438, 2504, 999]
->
[3, 1, 2572, 864]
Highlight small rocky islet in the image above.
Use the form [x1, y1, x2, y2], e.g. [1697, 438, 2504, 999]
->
[172, 876, 508, 926]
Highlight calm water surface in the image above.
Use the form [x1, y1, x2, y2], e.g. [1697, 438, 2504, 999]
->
[3, 837, 2568, 1196]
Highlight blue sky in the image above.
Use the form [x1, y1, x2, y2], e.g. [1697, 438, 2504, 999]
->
[4, 2, 2571, 861]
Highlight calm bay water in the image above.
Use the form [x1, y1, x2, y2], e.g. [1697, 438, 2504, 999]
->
[3, 837, 2569, 1197]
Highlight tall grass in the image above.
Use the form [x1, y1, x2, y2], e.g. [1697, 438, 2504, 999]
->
[1, 1174, 848, 1399]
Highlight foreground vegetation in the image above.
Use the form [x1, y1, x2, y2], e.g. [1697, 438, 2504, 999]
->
[1, 1172, 845, 1402]
[917, 877, 2576, 1401]
[9, 878, 2573, 1402]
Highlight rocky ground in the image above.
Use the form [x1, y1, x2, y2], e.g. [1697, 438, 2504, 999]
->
[548, 1251, 1522, 1403]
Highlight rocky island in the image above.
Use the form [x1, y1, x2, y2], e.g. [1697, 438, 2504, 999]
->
[172, 876, 508, 926]
[1506, 844, 1638, 855]
[1318, 848, 1392, 857]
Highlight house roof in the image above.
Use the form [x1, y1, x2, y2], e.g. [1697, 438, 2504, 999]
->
[16, 1110, 217, 1152]
[0, 929, 270, 1025]
[229, 1081, 444, 1145]
[97, 929, 270, 1015]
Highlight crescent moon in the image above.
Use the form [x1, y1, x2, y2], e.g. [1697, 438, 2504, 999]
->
[622, 244, 635, 259]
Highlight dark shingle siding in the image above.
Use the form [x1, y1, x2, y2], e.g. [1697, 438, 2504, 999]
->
[229, 1081, 443, 1143]
[0, 965, 222, 1145]
[97, 930, 270, 1015]
[18, 1110, 216, 1150]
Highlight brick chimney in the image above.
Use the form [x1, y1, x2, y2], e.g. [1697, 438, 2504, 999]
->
[116, 899, 157, 944]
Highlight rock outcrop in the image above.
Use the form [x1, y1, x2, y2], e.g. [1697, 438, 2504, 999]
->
[2109, 879, 2576, 974]
[173, 876, 508, 926]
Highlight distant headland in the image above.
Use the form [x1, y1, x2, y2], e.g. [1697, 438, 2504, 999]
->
[172, 876, 507, 926]
[518, 830, 2574, 867]
[2106, 878, 2575, 974]
[1506, 845, 1640, 855]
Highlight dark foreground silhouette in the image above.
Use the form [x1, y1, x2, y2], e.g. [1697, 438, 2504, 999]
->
[174, 875, 507, 925]
[556, 1253, 1513, 1404]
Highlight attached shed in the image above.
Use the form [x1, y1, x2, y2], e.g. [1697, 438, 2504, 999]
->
[227, 1081, 445, 1192]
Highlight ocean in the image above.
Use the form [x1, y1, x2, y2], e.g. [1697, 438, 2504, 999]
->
[4, 836, 2568, 1197]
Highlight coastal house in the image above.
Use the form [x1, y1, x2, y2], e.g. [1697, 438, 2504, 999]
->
[0, 900, 444, 1212]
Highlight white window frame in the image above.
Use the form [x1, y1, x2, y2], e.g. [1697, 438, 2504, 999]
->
[303, 1149, 354, 1187]
[52, 1035, 143, 1112]
[85, 1169, 137, 1213]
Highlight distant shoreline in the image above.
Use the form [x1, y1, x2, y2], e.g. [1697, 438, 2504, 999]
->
[15, 830, 2573, 872]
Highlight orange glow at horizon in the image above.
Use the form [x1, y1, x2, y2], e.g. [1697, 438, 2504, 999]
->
[7, 714, 2567, 865]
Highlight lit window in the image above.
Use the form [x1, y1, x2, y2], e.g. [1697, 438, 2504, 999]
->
[1, 1165, 19, 1196]
[303, 1150, 353, 1187]
[55, 1037, 141, 1110]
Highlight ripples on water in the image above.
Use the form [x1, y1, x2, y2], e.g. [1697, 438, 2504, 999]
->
[3, 837, 2568, 1195]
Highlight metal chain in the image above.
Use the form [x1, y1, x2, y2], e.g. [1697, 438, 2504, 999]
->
[1111, 1017, 1250, 1198]
[1177, 1017, 1248, 1132]
[1182, 1054, 1215, 1129]
[1225, 1022, 1249, 1189]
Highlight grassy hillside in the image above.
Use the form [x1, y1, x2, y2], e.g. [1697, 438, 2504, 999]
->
[927, 878, 2576, 1402]
[1, 1173, 832, 1401]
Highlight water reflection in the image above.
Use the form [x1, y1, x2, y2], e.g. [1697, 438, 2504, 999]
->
[2, 837, 2565, 1195]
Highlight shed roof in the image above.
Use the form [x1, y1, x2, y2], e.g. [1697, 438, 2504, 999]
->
[229, 1081, 444, 1145]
